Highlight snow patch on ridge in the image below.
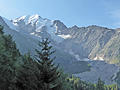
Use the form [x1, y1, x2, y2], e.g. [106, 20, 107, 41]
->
[14, 15, 27, 22]
[2, 17, 18, 31]
[28, 14, 40, 25]
[12, 14, 71, 43]
[93, 56, 104, 61]
[46, 24, 64, 43]
[58, 34, 71, 39]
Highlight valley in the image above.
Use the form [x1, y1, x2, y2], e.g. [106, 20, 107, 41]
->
[0, 14, 120, 85]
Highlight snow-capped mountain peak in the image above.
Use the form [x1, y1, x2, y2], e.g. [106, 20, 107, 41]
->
[8, 14, 71, 43]
[1, 14, 72, 43]
[13, 14, 42, 25]
[14, 15, 27, 22]
[27, 14, 41, 24]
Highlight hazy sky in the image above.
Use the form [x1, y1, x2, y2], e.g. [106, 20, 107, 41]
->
[0, 0, 120, 28]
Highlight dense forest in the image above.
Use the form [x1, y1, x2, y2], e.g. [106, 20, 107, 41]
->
[0, 25, 120, 90]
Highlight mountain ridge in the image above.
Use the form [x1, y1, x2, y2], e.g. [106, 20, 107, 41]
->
[1, 14, 120, 84]
[1, 14, 120, 64]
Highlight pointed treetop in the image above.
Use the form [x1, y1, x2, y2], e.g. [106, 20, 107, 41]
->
[0, 25, 4, 34]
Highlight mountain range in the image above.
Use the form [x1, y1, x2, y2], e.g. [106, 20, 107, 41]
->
[0, 14, 120, 84]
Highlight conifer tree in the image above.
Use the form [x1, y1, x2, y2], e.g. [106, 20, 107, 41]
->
[15, 53, 42, 90]
[0, 26, 22, 89]
[35, 38, 61, 90]
[96, 78, 105, 90]
[0, 25, 3, 34]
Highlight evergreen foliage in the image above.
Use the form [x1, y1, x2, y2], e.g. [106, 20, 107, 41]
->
[34, 38, 61, 90]
[115, 71, 120, 87]
[66, 76, 119, 90]
[0, 25, 119, 90]
[0, 25, 22, 90]
[15, 53, 42, 90]
[96, 78, 105, 90]
[0, 25, 4, 34]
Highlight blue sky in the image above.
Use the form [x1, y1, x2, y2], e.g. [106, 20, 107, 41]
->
[0, 0, 120, 28]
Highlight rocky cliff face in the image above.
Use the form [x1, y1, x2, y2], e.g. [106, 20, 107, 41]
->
[59, 25, 116, 63]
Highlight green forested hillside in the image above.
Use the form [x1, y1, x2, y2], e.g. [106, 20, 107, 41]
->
[0, 25, 119, 90]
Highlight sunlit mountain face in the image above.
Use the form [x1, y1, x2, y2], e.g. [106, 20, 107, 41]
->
[0, 15, 120, 84]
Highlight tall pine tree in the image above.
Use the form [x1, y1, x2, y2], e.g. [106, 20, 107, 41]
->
[96, 78, 105, 90]
[35, 38, 61, 90]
